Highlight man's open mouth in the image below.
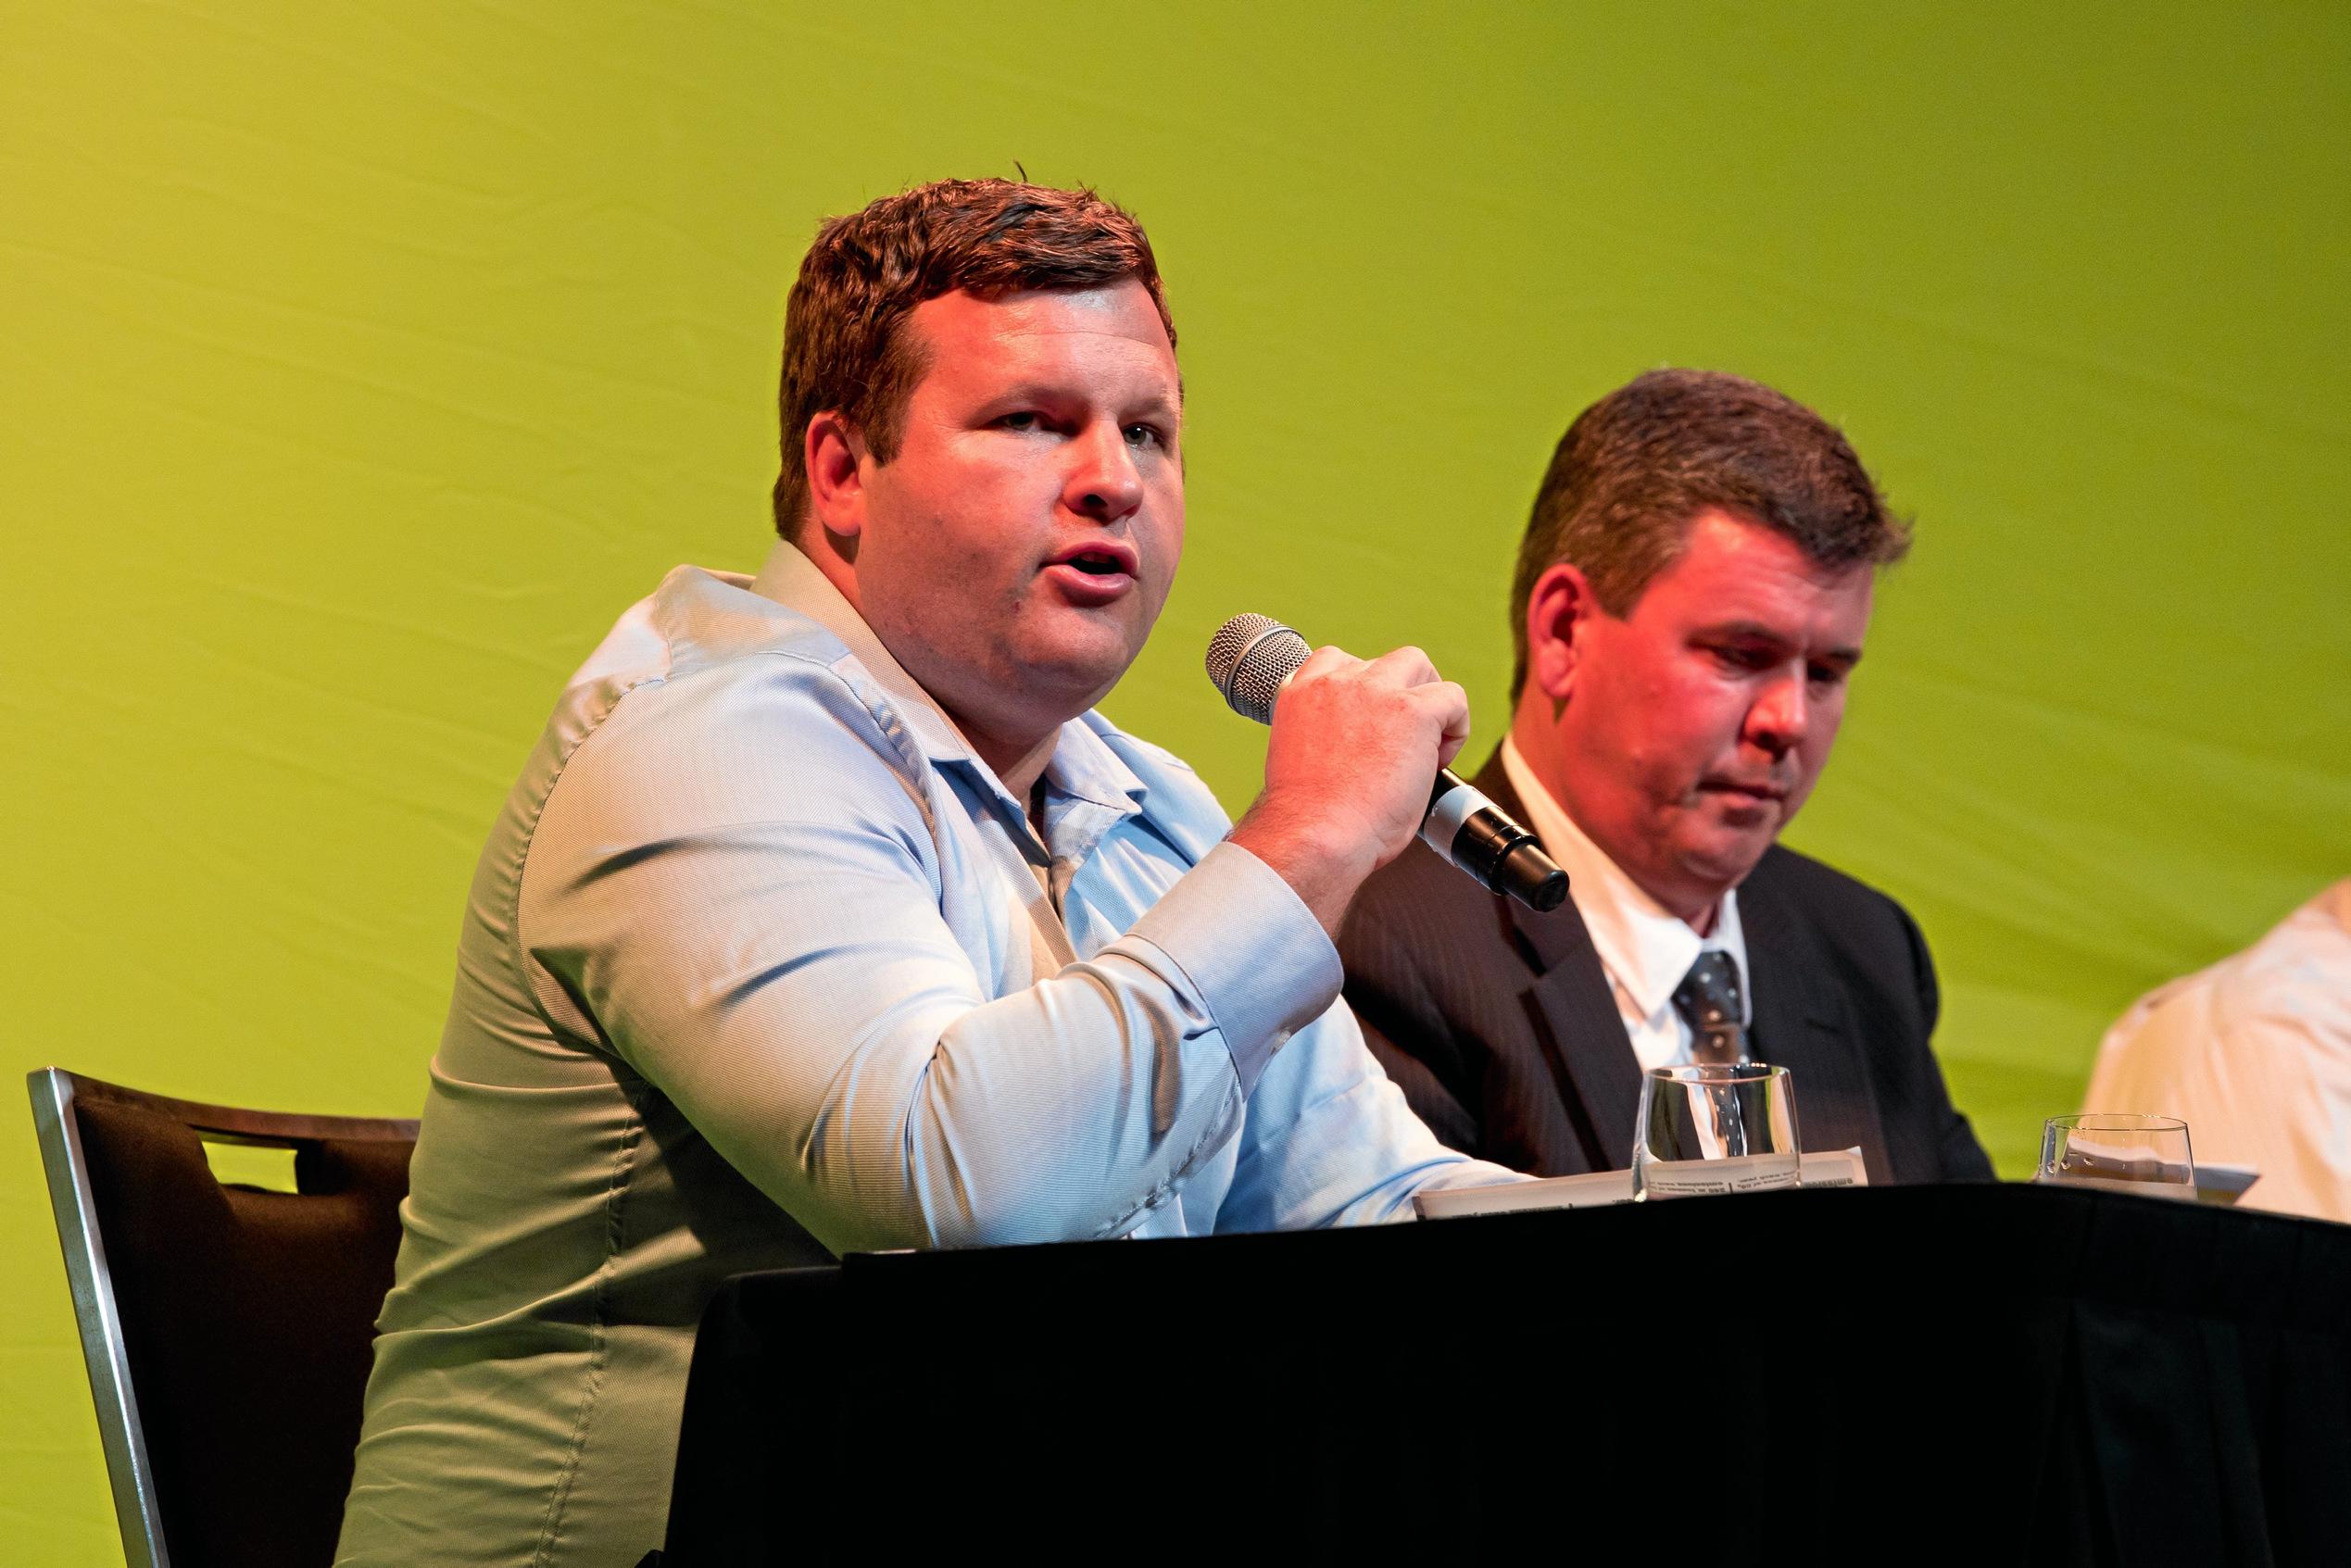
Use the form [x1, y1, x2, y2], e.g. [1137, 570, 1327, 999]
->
[1053, 546, 1134, 577]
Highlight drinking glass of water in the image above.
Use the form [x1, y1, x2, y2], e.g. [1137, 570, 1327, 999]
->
[2036, 1114, 2194, 1198]
[1630, 1063, 1802, 1201]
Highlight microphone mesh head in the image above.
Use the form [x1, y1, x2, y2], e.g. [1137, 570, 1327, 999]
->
[1204, 613, 1310, 723]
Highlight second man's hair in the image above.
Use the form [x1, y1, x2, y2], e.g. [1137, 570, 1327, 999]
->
[1508, 368, 1909, 696]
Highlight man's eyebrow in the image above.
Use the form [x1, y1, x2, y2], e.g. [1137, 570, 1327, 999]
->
[986, 381, 1184, 418]
[1701, 621, 1865, 666]
[984, 380, 1070, 408]
[1700, 620, 1791, 646]
[1127, 383, 1183, 420]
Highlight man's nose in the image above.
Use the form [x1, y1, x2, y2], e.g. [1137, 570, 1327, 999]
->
[1746, 670, 1807, 755]
[1065, 423, 1144, 521]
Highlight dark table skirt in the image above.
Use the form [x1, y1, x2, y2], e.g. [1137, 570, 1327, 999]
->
[662, 1184, 2351, 1567]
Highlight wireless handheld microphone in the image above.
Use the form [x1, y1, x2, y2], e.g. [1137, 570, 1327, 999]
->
[1204, 614, 1568, 914]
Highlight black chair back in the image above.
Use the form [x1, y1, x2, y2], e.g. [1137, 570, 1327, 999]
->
[29, 1068, 416, 1568]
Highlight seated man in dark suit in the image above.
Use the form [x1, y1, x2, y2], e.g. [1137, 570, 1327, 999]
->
[1340, 369, 1993, 1184]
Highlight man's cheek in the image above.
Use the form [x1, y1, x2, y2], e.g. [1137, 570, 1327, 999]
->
[1810, 709, 1846, 764]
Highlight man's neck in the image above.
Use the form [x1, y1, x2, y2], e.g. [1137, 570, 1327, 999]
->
[978, 728, 1059, 808]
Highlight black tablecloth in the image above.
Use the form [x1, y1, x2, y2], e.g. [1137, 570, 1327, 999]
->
[660, 1185, 2351, 1566]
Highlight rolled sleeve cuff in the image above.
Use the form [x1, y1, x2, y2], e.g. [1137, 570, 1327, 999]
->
[1122, 840, 1344, 1095]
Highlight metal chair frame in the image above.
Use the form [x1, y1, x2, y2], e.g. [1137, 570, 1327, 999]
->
[26, 1066, 419, 1568]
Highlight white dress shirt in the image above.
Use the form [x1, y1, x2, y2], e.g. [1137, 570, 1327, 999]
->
[1499, 737, 1751, 1071]
[2083, 880, 2351, 1224]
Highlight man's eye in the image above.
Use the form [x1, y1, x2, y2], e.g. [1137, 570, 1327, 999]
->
[996, 411, 1042, 432]
[1123, 423, 1163, 449]
[1808, 663, 1848, 687]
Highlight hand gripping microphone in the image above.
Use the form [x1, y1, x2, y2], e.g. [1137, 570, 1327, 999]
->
[1205, 614, 1569, 913]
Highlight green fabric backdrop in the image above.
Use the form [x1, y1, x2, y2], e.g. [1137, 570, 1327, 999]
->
[5, 4, 2345, 1560]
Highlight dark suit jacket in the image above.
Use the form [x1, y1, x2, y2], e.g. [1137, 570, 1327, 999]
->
[1339, 753, 1993, 1185]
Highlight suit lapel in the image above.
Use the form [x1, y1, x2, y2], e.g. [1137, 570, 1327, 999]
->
[1475, 756, 1646, 1171]
[1738, 855, 1892, 1171]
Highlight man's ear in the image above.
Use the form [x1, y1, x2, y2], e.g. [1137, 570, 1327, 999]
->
[1525, 561, 1598, 702]
[803, 411, 870, 542]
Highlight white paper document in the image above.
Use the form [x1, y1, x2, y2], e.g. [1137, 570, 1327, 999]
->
[1413, 1147, 1869, 1222]
[2194, 1163, 2259, 1205]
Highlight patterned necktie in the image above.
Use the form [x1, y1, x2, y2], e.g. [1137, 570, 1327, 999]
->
[1671, 950, 1749, 1065]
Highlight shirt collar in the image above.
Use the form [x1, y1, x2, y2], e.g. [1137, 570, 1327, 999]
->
[1499, 735, 1748, 1028]
[748, 541, 1146, 825]
[750, 542, 978, 768]
[1046, 716, 1150, 815]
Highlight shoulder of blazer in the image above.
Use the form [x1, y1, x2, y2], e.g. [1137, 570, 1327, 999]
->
[1741, 843, 1932, 1013]
[1743, 843, 1913, 935]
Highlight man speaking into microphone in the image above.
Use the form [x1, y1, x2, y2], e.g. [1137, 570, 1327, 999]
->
[335, 179, 1519, 1568]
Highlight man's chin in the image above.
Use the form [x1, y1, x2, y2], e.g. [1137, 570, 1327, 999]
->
[1008, 647, 1142, 721]
[1022, 620, 1151, 696]
[1673, 824, 1778, 896]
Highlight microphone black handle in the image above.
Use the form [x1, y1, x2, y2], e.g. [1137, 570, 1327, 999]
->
[1423, 769, 1569, 913]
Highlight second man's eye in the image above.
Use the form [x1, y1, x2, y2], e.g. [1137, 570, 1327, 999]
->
[997, 411, 1042, 432]
[1711, 644, 1774, 673]
[1124, 424, 1163, 449]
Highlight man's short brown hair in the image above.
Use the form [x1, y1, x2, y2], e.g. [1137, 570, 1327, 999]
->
[772, 178, 1174, 540]
[1508, 368, 1910, 696]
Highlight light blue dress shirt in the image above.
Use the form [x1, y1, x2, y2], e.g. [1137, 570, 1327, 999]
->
[335, 545, 1517, 1567]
